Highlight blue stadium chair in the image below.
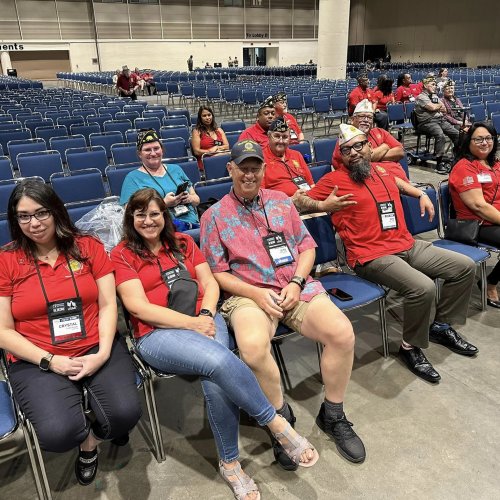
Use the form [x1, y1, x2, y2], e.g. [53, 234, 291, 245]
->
[135, 117, 162, 133]
[66, 145, 109, 175]
[0, 156, 14, 181]
[0, 177, 44, 214]
[17, 150, 64, 181]
[176, 159, 200, 185]
[194, 179, 232, 203]
[111, 143, 139, 165]
[312, 137, 337, 166]
[289, 141, 312, 163]
[57, 115, 85, 130]
[50, 168, 107, 203]
[89, 131, 124, 159]
[491, 113, 500, 135]
[105, 164, 139, 196]
[98, 106, 120, 119]
[142, 109, 166, 121]
[45, 110, 70, 123]
[24, 118, 53, 137]
[225, 131, 241, 149]
[103, 119, 133, 140]
[115, 111, 141, 123]
[49, 135, 87, 163]
[470, 104, 487, 123]
[159, 125, 190, 145]
[163, 116, 189, 127]
[220, 120, 246, 133]
[387, 103, 414, 147]
[161, 137, 189, 159]
[0, 122, 23, 132]
[125, 129, 139, 144]
[7, 138, 46, 169]
[485, 102, 500, 119]
[65, 200, 104, 223]
[70, 123, 101, 146]
[0, 218, 10, 245]
[73, 109, 96, 121]
[201, 152, 231, 180]
[35, 125, 67, 145]
[309, 163, 331, 183]
[85, 114, 113, 132]
[0, 129, 32, 156]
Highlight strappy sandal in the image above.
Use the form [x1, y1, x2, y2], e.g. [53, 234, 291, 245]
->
[272, 417, 319, 468]
[219, 461, 261, 500]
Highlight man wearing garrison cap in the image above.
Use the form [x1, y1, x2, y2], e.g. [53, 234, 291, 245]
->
[294, 123, 477, 383]
[238, 96, 275, 147]
[415, 75, 460, 174]
[273, 92, 304, 144]
[262, 117, 315, 196]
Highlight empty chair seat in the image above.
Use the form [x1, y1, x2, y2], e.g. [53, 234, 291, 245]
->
[105, 164, 140, 196]
[202, 153, 231, 181]
[70, 123, 101, 146]
[7, 138, 47, 169]
[89, 131, 124, 159]
[35, 125, 67, 145]
[161, 137, 189, 159]
[49, 135, 87, 163]
[111, 143, 139, 165]
[17, 150, 64, 181]
[50, 168, 107, 204]
[0, 129, 32, 156]
[66, 145, 109, 175]
[0, 156, 14, 181]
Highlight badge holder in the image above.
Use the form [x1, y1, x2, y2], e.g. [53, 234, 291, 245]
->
[376, 200, 398, 231]
[292, 176, 310, 191]
[263, 231, 295, 268]
[173, 204, 189, 217]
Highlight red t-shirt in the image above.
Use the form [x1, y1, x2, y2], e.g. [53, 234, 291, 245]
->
[348, 86, 376, 115]
[0, 236, 114, 361]
[332, 128, 404, 174]
[197, 128, 224, 168]
[449, 158, 500, 225]
[238, 122, 269, 148]
[307, 163, 414, 267]
[281, 112, 302, 144]
[395, 84, 420, 103]
[116, 73, 139, 91]
[262, 144, 314, 196]
[373, 90, 395, 111]
[111, 233, 206, 339]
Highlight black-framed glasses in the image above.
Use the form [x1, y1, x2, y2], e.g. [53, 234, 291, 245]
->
[340, 140, 369, 157]
[471, 136, 494, 145]
[16, 209, 51, 224]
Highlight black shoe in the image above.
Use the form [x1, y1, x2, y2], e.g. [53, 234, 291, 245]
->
[435, 162, 450, 175]
[271, 404, 298, 471]
[111, 433, 129, 446]
[398, 346, 441, 383]
[429, 326, 478, 356]
[75, 448, 98, 486]
[478, 280, 500, 308]
[316, 404, 365, 463]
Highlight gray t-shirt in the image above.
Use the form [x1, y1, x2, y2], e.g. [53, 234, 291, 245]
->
[415, 92, 442, 124]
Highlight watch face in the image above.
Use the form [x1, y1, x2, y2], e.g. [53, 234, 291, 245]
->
[200, 309, 213, 317]
[40, 358, 50, 370]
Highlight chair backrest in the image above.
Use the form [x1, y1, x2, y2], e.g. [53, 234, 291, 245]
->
[312, 137, 336, 165]
[161, 137, 189, 159]
[302, 214, 337, 265]
[86, 113, 113, 132]
[485, 101, 500, 119]
[7, 138, 46, 169]
[399, 155, 410, 179]
[491, 113, 500, 134]
[98, 106, 120, 118]
[289, 141, 312, 162]
[309, 163, 332, 183]
[225, 131, 241, 149]
[0, 121, 23, 132]
[142, 109, 166, 121]
[176, 160, 200, 185]
[0, 217, 11, 245]
[0, 156, 14, 181]
[202, 152, 231, 180]
[400, 185, 438, 235]
[387, 103, 405, 123]
[330, 96, 347, 112]
[70, 123, 101, 146]
[65, 199, 103, 223]
[89, 131, 123, 159]
[312, 97, 331, 113]
[220, 120, 246, 133]
[111, 143, 138, 165]
[66, 145, 109, 175]
[35, 125, 67, 144]
[105, 164, 138, 196]
[135, 117, 161, 133]
[163, 116, 189, 127]
[0, 129, 32, 154]
[57, 115, 85, 130]
[159, 125, 190, 145]
[437, 179, 451, 227]
[103, 119, 132, 140]
[470, 103, 486, 122]
[115, 111, 141, 123]
[50, 168, 107, 203]
[49, 135, 87, 163]
[17, 150, 64, 181]
[194, 179, 232, 203]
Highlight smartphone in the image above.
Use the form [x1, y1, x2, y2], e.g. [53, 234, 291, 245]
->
[175, 181, 189, 196]
[327, 288, 353, 301]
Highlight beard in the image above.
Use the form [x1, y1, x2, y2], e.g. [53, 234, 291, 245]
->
[348, 158, 372, 183]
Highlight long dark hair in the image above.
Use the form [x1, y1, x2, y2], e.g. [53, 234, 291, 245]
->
[195, 106, 218, 135]
[122, 188, 184, 259]
[378, 76, 394, 96]
[5, 179, 86, 261]
[396, 73, 407, 87]
[457, 122, 498, 167]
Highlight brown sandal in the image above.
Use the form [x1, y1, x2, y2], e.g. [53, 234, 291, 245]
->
[219, 461, 261, 500]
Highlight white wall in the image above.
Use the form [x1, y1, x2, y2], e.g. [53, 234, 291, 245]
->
[278, 40, 318, 66]
[349, 0, 500, 67]
[69, 42, 98, 72]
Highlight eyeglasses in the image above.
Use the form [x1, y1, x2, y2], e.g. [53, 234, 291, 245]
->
[471, 136, 494, 145]
[355, 114, 373, 121]
[16, 209, 51, 224]
[340, 140, 369, 157]
[133, 211, 164, 221]
[236, 165, 263, 176]
[269, 133, 289, 142]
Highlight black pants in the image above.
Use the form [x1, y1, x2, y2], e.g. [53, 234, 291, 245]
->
[479, 225, 500, 285]
[374, 110, 389, 130]
[119, 91, 137, 101]
[9, 338, 141, 453]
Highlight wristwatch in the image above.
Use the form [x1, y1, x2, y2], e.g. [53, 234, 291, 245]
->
[199, 309, 213, 318]
[290, 275, 306, 290]
[39, 352, 54, 372]
[419, 191, 429, 199]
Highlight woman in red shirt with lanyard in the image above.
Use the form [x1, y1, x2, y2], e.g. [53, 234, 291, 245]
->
[0, 180, 141, 487]
[112, 188, 318, 500]
[449, 122, 500, 308]
[191, 106, 229, 170]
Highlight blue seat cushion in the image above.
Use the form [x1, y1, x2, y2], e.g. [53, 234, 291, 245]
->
[0, 381, 17, 438]
[433, 239, 490, 263]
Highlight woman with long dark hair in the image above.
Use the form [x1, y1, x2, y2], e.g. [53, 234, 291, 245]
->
[373, 74, 395, 113]
[0, 180, 141, 486]
[449, 122, 500, 307]
[191, 105, 229, 169]
[111, 188, 318, 499]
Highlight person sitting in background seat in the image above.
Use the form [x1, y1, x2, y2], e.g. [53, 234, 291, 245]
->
[238, 96, 275, 148]
[273, 92, 304, 144]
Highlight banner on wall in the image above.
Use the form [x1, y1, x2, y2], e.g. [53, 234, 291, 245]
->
[0, 43, 24, 51]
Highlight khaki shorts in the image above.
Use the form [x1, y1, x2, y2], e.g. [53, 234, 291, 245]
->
[220, 292, 328, 335]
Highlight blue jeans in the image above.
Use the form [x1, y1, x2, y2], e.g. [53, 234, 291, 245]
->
[136, 314, 276, 462]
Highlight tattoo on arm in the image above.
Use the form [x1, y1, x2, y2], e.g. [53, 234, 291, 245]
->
[293, 194, 321, 212]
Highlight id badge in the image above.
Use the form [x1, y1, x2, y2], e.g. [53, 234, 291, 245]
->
[289, 128, 298, 140]
[377, 200, 398, 231]
[173, 204, 189, 217]
[48, 297, 86, 345]
[161, 266, 181, 288]
[292, 176, 310, 191]
[214, 140, 223, 146]
[477, 173, 492, 183]
[263, 232, 295, 268]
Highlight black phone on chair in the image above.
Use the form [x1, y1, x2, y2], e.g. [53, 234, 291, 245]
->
[327, 288, 353, 301]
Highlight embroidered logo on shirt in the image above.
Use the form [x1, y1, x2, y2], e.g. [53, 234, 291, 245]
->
[376, 165, 387, 175]
[292, 160, 299, 167]
[463, 176, 474, 186]
[66, 259, 83, 272]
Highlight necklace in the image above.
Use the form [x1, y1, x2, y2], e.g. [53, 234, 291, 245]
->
[37, 247, 58, 261]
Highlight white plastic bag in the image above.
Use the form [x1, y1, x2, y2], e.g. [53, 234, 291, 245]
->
[75, 198, 124, 252]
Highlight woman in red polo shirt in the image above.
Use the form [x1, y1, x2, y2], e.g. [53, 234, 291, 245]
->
[449, 122, 500, 308]
[111, 188, 318, 499]
[0, 180, 141, 486]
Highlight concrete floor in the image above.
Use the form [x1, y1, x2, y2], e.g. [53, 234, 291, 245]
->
[1, 91, 499, 498]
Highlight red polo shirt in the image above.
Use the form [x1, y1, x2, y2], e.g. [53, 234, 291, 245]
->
[395, 84, 420, 103]
[348, 86, 376, 115]
[238, 122, 269, 148]
[0, 236, 113, 361]
[449, 158, 500, 225]
[307, 163, 414, 267]
[262, 144, 314, 196]
[279, 112, 302, 144]
[111, 233, 205, 339]
[332, 128, 405, 176]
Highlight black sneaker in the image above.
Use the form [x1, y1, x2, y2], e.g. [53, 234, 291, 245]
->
[111, 433, 130, 446]
[75, 448, 98, 486]
[435, 161, 451, 175]
[271, 404, 298, 471]
[316, 404, 366, 463]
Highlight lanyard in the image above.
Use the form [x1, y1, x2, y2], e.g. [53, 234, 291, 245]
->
[233, 189, 275, 234]
[363, 170, 392, 206]
[34, 255, 80, 306]
[156, 245, 180, 274]
[279, 156, 302, 180]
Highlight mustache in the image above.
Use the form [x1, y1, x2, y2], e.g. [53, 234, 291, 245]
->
[348, 158, 372, 183]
